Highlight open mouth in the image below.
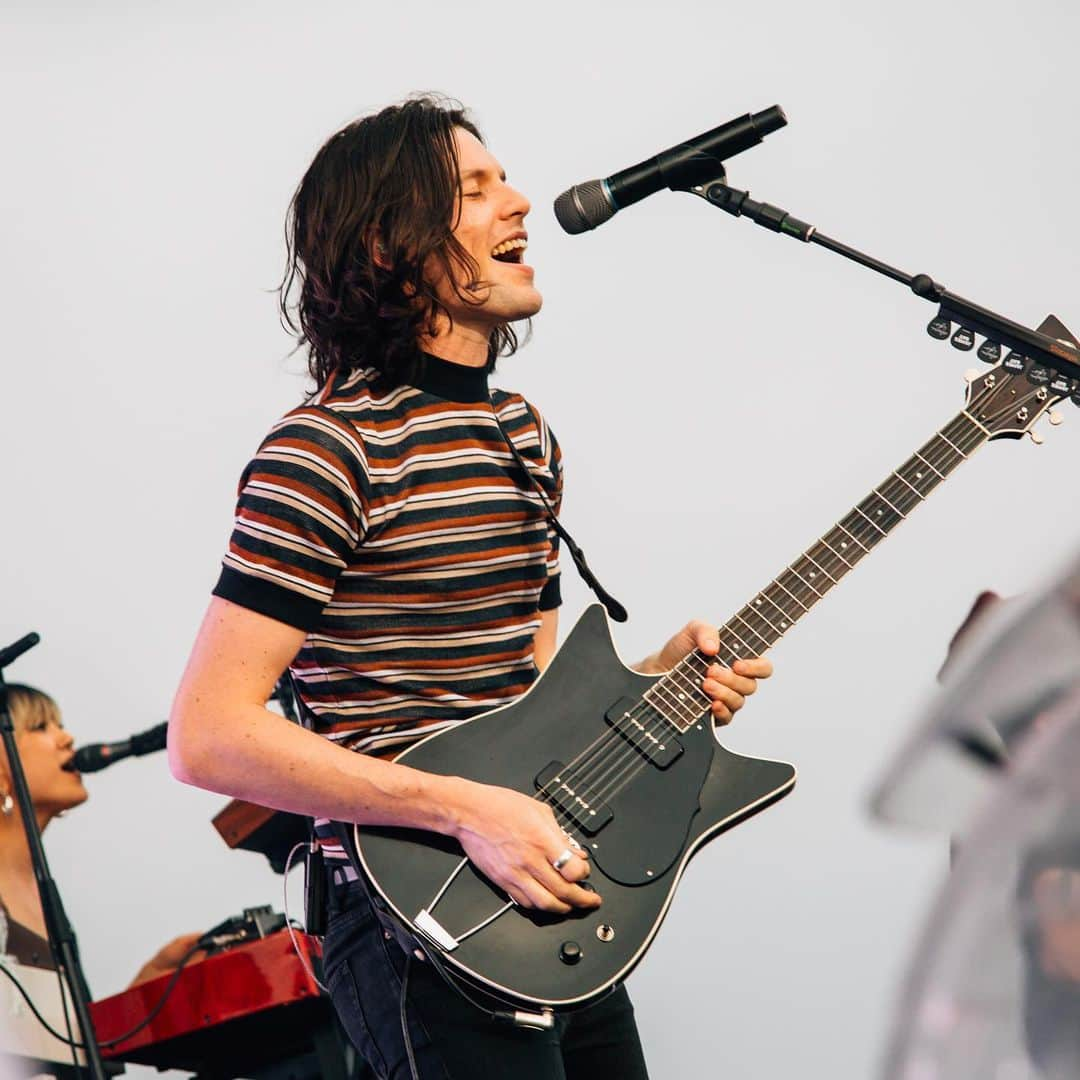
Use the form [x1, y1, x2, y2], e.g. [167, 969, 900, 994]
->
[491, 238, 528, 265]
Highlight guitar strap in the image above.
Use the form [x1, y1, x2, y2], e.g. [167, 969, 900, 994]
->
[490, 403, 628, 624]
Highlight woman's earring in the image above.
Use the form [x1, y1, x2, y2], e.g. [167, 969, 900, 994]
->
[1, 794, 13, 816]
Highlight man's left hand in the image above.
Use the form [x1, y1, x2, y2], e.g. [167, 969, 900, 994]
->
[635, 619, 773, 725]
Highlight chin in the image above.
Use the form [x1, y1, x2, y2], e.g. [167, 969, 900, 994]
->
[508, 288, 543, 321]
[60, 782, 89, 811]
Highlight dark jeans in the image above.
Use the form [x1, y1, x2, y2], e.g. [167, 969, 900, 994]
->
[322, 879, 650, 1080]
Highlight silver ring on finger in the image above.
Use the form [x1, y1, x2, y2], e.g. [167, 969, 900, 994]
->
[552, 848, 574, 873]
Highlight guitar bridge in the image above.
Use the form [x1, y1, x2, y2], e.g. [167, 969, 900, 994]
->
[414, 909, 459, 952]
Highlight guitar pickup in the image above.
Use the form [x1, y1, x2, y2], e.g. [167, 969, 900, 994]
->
[604, 698, 684, 769]
[534, 762, 613, 836]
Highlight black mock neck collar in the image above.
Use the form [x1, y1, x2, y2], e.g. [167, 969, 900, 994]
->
[412, 352, 491, 403]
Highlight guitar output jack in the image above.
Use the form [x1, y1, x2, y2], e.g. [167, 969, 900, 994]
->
[596, 925, 615, 943]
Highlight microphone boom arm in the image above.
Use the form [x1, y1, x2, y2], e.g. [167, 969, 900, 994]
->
[691, 178, 1080, 385]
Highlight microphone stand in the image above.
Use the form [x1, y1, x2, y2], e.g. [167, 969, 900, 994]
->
[683, 172, 1080, 390]
[0, 633, 108, 1080]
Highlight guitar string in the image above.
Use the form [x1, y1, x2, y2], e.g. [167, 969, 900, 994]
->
[534, 379, 1038, 825]
[454, 379, 1042, 945]
[431, 378, 1044, 944]
[581, 380, 1046, 811]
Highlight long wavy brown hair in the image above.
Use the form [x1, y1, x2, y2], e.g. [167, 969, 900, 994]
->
[279, 95, 522, 391]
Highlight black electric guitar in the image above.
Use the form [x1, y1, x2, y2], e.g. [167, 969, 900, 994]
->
[354, 338, 1074, 1012]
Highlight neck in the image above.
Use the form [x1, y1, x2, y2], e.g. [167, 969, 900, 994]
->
[0, 812, 45, 879]
[642, 405, 992, 732]
[419, 318, 492, 368]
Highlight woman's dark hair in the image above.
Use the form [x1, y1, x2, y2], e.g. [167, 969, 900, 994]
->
[280, 95, 522, 390]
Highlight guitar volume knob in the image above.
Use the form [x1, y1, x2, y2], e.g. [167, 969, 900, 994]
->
[559, 941, 583, 965]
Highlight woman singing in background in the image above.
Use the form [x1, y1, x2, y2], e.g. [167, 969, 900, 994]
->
[0, 683, 199, 985]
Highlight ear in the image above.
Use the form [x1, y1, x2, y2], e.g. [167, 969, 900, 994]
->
[366, 229, 391, 271]
[0, 746, 11, 794]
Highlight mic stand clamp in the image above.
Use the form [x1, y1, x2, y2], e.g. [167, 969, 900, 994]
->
[687, 176, 1080, 393]
[0, 633, 109, 1079]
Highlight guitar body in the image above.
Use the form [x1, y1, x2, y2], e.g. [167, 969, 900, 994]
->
[355, 604, 797, 1010]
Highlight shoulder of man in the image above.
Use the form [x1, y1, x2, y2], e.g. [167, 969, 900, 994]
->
[490, 387, 561, 466]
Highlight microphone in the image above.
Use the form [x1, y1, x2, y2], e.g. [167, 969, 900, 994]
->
[0, 632, 40, 670]
[69, 721, 168, 774]
[554, 106, 787, 234]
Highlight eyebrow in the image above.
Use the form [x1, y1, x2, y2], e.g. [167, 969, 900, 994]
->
[460, 167, 507, 183]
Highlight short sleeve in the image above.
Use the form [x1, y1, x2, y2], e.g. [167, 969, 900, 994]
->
[537, 418, 563, 612]
[212, 406, 368, 631]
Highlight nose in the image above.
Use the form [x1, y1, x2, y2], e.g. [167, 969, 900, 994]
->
[502, 181, 531, 221]
[57, 727, 74, 751]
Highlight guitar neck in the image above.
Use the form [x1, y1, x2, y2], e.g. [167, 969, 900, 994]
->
[644, 406, 992, 729]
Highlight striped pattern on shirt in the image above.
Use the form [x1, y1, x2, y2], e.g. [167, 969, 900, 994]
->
[213, 360, 562, 766]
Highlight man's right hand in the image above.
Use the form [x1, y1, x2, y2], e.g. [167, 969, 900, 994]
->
[448, 779, 601, 914]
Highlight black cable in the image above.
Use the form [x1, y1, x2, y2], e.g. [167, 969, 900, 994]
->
[55, 962, 80, 1076]
[0, 938, 206, 1051]
[399, 953, 420, 1080]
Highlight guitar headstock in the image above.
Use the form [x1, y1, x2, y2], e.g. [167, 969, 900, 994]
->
[964, 352, 1071, 443]
[929, 312, 1080, 443]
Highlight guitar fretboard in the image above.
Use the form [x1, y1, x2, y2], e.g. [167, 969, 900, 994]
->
[643, 407, 992, 733]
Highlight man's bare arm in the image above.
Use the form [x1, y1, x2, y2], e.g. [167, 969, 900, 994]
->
[168, 598, 598, 913]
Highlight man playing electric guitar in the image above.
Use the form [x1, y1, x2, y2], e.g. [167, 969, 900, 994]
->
[168, 96, 772, 1079]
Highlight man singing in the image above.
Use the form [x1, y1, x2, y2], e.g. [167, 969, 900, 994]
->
[169, 95, 772, 1079]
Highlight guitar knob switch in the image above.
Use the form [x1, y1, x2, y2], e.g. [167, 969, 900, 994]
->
[559, 941, 583, 965]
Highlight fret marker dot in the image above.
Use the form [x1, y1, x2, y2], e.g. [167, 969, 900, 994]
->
[756, 599, 762, 606]
[809, 571, 816, 578]
[840, 542, 847, 548]
[876, 509, 883, 516]
[677, 693, 685, 700]
[781, 621, 787, 628]
[916, 472, 923, 480]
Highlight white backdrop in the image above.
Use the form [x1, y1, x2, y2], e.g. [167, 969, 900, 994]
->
[3, 2, 1079, 1077]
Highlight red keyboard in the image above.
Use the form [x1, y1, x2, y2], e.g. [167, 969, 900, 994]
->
[90, 930, 329, 1073]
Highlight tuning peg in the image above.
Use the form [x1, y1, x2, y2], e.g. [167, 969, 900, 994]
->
[977, 339, 1002, 364]
[1029, 430, 1045, 445]
[1048, 411, 1064, 426]
[963, 368, 980, 383]
[927, 315, 951, 340]
[951, 326, 975, 351]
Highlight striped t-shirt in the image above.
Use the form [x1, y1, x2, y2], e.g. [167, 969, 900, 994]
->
[213, 354, 562, 775]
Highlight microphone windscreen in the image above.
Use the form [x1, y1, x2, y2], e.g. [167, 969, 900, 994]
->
[554, 180, 616, 234]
